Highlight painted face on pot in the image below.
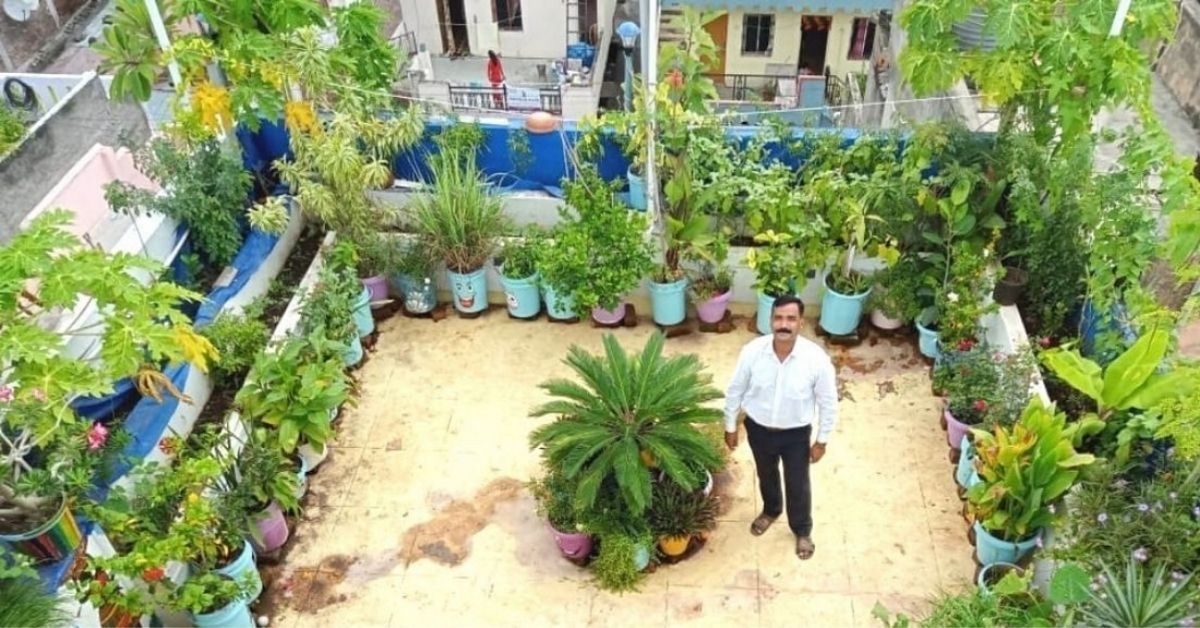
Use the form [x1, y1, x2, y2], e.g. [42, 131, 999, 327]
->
[457, 281, 476, 309]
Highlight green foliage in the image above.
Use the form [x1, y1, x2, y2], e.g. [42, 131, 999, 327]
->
[869, 256, 926, 322]
[93, 0, 177, 101]
[646, 479, 717, 539]
[1078, 560, 1199, 628]
[744, 230, 801, 297]
[247, 196, 291, 236]
[496, 229, 545, 280]
[1153, 388, 1200, 462]
[589, 533, 646, 593]
[106, 137, 251, 267]
[529, 333, 723, 516]
[407, 131, 511, 272]
[914, 587, 1054, 627]
[200, 307, 269, 388]
[529, 469, 578, 531]
[0, 577, 71, 628]
[0, 105, 26, 155]
[507, 128, 532, 175]
[538, 170, 654, 311]
[967, 398, 1096, 541]
[331, 2, 401, 92]
[168, 571, 254, 615]
[300, 241, 361, 345]
[394, 237, 440, 280]
[933, 343, 1038, 428]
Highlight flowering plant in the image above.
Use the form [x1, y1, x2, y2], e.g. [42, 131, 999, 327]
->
[934, 240, 996, 348]
[934, 343, 1039, 427]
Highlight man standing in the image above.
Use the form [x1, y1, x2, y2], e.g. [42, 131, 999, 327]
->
[723, 295, 839, 560]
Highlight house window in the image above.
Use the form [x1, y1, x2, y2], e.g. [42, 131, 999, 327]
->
[742, 14, 774, 55]
[848, 17, 876, 60]
[494, 0, 523, 31]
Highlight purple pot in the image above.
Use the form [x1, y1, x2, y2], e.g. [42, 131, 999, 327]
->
[362, 275, 389, 309]
[250, 501, 290, 553]
[591, 302, 627, 325]
[945, 408, 974, 450]
[549, 524, 592, 560]
[696, 291, 732, 324]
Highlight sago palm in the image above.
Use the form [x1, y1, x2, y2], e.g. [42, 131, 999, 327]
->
[529, 333, 723, 516]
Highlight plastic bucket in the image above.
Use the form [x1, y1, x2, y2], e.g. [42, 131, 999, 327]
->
[756, 292, 777, 336]
[448, 267, 488, 314]
[500, 272, 541, 319]
[649, 278, 688, 326]
[543, 284, 577, 320]
[627, 167, 647, 211]
[696, 291, 731, 324]
[0, 496, 82, 564]
[215, 540, 263, 602]
[362, 275, 389, 309]
[351, 286, 374, 338]
[916, 308, 940, 360]
[819, 282, 871, 335]
[592, 302, 627, 325]
[973, 522, 1040, 566]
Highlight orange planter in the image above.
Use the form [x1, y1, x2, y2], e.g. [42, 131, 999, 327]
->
[658, 535, 690, 557]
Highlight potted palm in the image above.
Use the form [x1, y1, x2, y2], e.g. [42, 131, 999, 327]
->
[646, 478, 717, 557]
[966, 399, 1095, 566]
[409, 132, 511, 316]
[495, 228, 546, 320]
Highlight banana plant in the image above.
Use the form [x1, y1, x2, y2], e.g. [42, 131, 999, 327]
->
[1040, 329, 1200, 461]
[967, 399, 1096, 542]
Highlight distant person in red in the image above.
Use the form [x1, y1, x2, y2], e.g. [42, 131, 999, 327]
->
[487, 50, 506, 108]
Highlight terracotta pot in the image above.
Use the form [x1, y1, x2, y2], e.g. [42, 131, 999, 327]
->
[658, 535, 690, 557]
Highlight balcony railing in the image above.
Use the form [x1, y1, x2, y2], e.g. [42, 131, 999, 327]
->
[704, 73, 798, 103]
[447, 84, 562, 115]
[392, 31, 418, 57]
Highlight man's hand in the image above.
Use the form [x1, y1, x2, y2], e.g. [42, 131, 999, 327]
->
[724, 430, 738, 450]
[810, 442, 826, 464]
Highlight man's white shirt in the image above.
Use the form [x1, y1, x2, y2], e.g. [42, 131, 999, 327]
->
[723, 335, 839, 443]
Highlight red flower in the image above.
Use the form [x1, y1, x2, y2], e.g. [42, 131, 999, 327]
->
[1038, 336, 1053, 348]
[158, 436, 180, 456]
[957, 339, 975, 352]
[142, 566, 165, 582]
[972, 399, 988, 413]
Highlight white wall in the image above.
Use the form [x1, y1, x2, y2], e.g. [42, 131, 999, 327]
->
[400, 0, 445, 54]
[403, 0, 567, 58]
[722, 10, 871, 79]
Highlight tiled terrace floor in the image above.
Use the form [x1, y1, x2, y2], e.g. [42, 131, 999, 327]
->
[257, 311, 974, 627]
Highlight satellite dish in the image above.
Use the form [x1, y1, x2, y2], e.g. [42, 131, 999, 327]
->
[3, 0, 38, 22]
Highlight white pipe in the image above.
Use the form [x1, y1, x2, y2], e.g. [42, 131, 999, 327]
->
[645, 0, 660, 233]
[1109, 0, 1131, 36]
[143, 0, 183, 88]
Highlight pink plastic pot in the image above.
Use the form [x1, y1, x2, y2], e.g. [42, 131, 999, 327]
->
[696, 291, 732, 324]
[591, 302, 627, 325]
[945, 408, 974, 450]
[362, 275, 389, 309]
[549, 524, 593, 560]
[250, 501, 290, 553]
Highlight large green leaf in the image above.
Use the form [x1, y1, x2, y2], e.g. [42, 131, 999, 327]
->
[1040, 348, 1104, 403]
[1102, 330, 1169, 408]
[1117, 368, 1200, 411]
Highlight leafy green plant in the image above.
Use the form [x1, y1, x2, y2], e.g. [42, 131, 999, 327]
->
[507, 128, 533, 175]
[933, 343, 1038, 428]
[92, 0, 177, 102]
[300, 243, 361, 346]
[744, 230, 801, 297]
[330, 2, 401, 92]
[407, 132, 511, 273]
[869, 256, 926, 321]
[106, 137, 251, 267]
[395, 237, 440, 281]
[235, 334, 349, 454]
[589, 533, 646, 593]
[967, 398, 1096, 542]
[529, 468, 578, 532]
[247, 196, 291, 235]
[528, 333, 723, 516]
[200, 308, 269, 388]
[167, 571, 253, 616]
[646, 479, 717, 539]
[1153, 387, 1200, 462]
[496, 229, 545, 280]
[0, 577, 71, 627]
[0, 105, 26, 155]
[1078, 560, 1199, 627]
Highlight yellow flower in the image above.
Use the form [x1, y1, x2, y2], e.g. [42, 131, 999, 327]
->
[191, 81, 233, 133]
[285, 100, 320, 136]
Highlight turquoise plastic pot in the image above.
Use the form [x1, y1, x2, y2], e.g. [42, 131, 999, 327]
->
[915, 308, 940, 360]
[543, 284, 577, 320]
[216, 540, 262, 602]
[819, 280, 871, 335]
[351, 286, 374, 338]
[500, 271, 541, 319]
[973, 522, 1040, 566]
[627, 167, 647, 211]
[343, 334, 363, 367]
[955, 435, 975, 488]
[977, 562, 1024, 595]
[191, 598, 254, 628]
[649, 278, 688, 326]
[756, 292, 777, 336]
[448, 267, 488, 314]
[633, 543, 651, 571]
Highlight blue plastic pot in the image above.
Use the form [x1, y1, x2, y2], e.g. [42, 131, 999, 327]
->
[627, 167, 647, 211]
[977, 562, 1024, 595]
[191, 598, 254, 628]
[973, 522, 1040, 566]
[915, 307, 941, 360]
[343, 334, 363, 367]
[955, 435, 976, 489]
[649, 278, 688, 326]
[351, 286, 374, 338]
[756, 292, 778, 336]
[633, 543, 651, 571]
[215, 540, 262, 603]
[448, 267, 488, 314]
[819, 279, 871, 335]
[543, 284, 577, 320]
[500, 271, 541, 319]
[294, 457, 310, 500]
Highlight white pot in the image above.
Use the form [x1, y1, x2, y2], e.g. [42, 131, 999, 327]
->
[298, 442, 329, 471]
[702, 470, 714, 498]
[870, 308, 905, 330]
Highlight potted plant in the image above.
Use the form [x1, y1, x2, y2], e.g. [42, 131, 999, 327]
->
[529, 468, 592, 561]
[811, 170, 891, 335]
[356, 234, 398, 309]
[744, 230, 802, 335]
[528, 333, 723, 517]
[869, 255, 926, 330]
[3, 567, 72, 628]
[167, 570, 256, 628]
[235, 334, 351, 471]
[392, 238, 440, 315]
[408, 129, 511, 315]
[495, 228, 545, 320]
[966, 398, 1095, 566]
[537, 226, 586, 321]
[0, 211, 215, 564]
[211, 423, 302, 554]
[302, 251, 366, 367]
[646, 478, 717, 557]
[69, 567, 152, 627]
[687, 230, 733, 324]
[935, 343, 1038, 452]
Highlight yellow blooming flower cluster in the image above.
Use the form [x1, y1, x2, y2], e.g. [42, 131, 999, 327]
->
[284, 100, 320, 135]
[191, 81, 233, 133]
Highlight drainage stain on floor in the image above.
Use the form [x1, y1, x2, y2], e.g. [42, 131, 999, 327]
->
[399, 477, 524, 567]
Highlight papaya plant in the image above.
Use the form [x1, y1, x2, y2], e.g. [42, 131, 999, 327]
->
[967, 398, 1096, 542]
[1040, 329, 1200, 462]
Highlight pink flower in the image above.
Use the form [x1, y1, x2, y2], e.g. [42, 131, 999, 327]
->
[30, 388, 46, 402]
[0, 386, 12, 403]
[87, 423, 109, 451]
